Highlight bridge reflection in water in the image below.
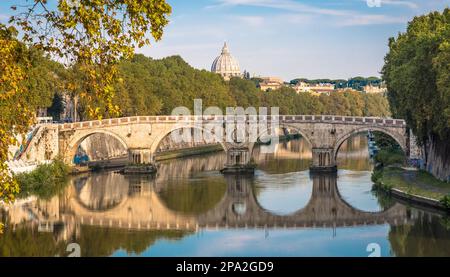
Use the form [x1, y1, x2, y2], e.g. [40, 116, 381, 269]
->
[3, 136, 449, 257]
[4, 171, 408, 243]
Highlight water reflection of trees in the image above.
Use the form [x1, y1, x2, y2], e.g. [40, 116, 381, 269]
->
[157, 177, 227, 215]
[0, 224, 67, 257]
[0, 222, 190, 257]
[2, 134, 450, 257]
[78, 226, 189, 256]
[389, 211, 450, 257]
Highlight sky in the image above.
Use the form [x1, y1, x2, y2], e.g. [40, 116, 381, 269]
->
[1, 0, 449, 81]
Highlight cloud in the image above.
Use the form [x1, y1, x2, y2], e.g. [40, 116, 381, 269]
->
[210, 0, 349, 16]
[233, 15, 265, 27]
[380, 0, 419, 9]
[210, 0, 410, 26]
[362, 0, 419, 9]
[339, 14, 408, 26]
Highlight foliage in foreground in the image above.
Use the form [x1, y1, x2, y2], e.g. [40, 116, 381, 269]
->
[15, 160, 70, 200]
[0, 1, 172, 204]
[382, 9, 450, 181]
[374, 149, 405, 168]
[439, 195, 450, 209]
[383, 8, 450, 146]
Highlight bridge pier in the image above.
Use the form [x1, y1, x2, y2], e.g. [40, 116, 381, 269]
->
[121, 148, 157, 174]
[310, 148, 337, 173]
[221, 147, 255, 174]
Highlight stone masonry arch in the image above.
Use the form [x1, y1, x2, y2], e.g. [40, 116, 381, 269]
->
[333, 126, 407, 161]
[248, 122, 314, 158]
[148, 124, 229, 155]
[23, 115, 411, 173]
[64, 130, 129, 165]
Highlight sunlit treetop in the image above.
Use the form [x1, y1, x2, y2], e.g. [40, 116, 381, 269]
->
[11, 0, 172, 65]
[10, 0, 172, 119]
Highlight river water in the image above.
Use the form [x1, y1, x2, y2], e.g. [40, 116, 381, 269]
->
[1, 135, 449, 257]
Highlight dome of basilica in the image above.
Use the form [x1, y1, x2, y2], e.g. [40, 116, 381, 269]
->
[211, 42, 241, 80]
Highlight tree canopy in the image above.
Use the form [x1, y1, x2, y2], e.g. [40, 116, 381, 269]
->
[382, 8, 450, 145]
[0, 0, 172, 210]
[111, 54, 391, 117]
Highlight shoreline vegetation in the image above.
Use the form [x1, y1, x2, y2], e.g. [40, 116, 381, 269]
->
[14, 160, 70, 200]
[372, 167, 450, 211]
[370, 134, 450, 211]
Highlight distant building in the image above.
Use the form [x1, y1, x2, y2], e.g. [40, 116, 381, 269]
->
[363, 84, 387, 94]
[293, 82, 335, 96]
[259, 77, 284, 91]
[211, 42, 242, 81]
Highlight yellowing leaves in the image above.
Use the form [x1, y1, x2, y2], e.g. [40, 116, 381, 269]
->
[1, 1, 171, 203]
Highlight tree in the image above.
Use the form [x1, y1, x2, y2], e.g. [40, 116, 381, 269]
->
[47, 93, 65, 121]
[0, 25, 29, 208]
[12, 0, 172, 119]
[0, 1, 172, 209]
[229, 77, 261, 108]
[382, 8, 450, 180]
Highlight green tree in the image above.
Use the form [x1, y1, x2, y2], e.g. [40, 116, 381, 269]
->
[229, 77, 261, 107]
[0, 25, 29, 209]
[116, 55, 235, 115]
[382, 8, 450, 180]
[0, 1, 172, 213]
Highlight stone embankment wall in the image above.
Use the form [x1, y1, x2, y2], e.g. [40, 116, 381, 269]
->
[425, 136, 450, 182]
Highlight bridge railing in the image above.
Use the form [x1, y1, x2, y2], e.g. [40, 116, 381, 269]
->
[59, 115, 406, 130]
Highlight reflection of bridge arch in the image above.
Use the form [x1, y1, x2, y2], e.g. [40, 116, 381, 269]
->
[199, 174, 408, 228]
[65, 130, 128, 164]
[153, 177, 229, 217]
[64, 181, 198, 230]
[72, 173, 129, 212]
[334, 126, 406, 161]
[60, 171, 409, 231]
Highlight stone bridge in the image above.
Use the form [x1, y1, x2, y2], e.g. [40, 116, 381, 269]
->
[19, 115, 412, 172]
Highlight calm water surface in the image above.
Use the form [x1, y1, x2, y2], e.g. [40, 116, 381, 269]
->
[1, 135, 449, 257]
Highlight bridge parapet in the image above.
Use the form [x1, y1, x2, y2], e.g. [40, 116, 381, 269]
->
[18, 114, 411, 173]
[59, 115, 406, 131]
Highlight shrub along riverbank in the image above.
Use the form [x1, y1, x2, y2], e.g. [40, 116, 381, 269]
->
[371, 134, 450, 210]
[372, 167, 450, 207]
[15, 160, 70, 200]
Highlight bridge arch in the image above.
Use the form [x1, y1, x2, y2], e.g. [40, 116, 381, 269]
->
[149, 124, 229, 155]
[65, 130, 129, 165]
[333, 126, 407, 161]
[249, 123, 313, 157]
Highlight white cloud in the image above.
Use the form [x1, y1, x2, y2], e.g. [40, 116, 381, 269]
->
[380, 0, 419, 9]
[233, 15, 265, 27]
[361, 0, 419, 9]
[210, 0, 349, 16]
[210, 0, 410, 26]
[339, 14, 408, 26]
